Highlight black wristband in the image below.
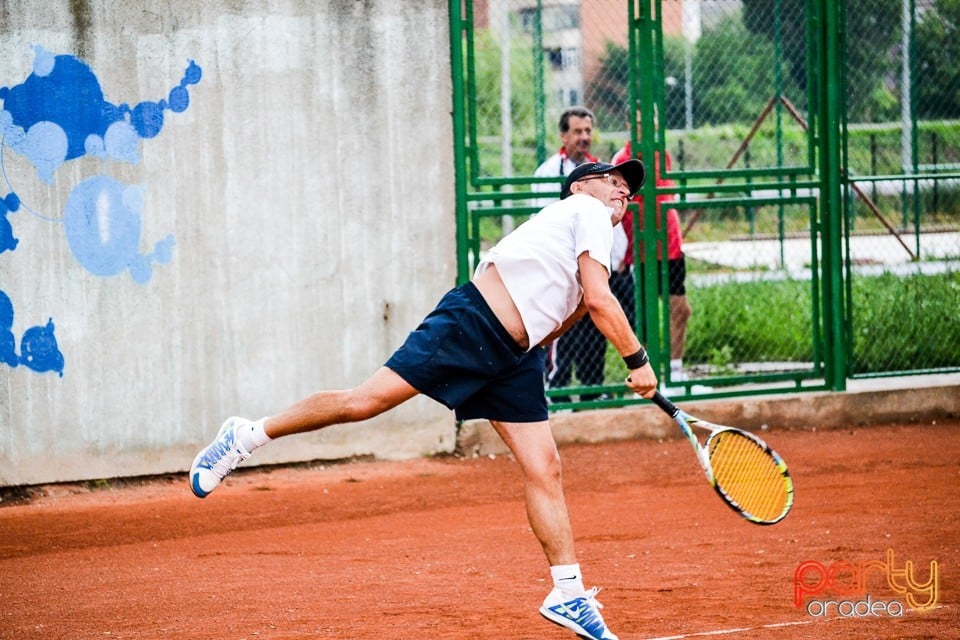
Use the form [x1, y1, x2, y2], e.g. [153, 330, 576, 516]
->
[623, 347, 649, 369]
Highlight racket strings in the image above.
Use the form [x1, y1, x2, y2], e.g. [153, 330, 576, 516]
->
[708, 432, 791, 523]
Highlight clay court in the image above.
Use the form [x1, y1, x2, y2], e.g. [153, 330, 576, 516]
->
[1, 419, 957, 640]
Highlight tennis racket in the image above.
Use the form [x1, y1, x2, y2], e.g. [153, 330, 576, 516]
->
[651, 391, 794, 525]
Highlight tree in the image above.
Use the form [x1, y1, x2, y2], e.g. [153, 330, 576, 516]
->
[661, 36, 689, 130]
[842, 0, 901, 122]
[590, 41, 630, 131]
[692, 15, 800, 125]
[742, 0, 901, 122]
[914, 0, 960, 119]
[472, 24, 543, 175]
[591, 36, 694, 131]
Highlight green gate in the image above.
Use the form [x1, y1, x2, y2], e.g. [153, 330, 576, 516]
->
[449, 0, 960, 410]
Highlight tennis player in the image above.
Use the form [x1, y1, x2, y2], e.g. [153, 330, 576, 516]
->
[189, 159, 658, 640]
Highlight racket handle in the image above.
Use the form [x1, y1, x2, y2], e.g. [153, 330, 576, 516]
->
[625, 377, 681, 419]
[651, 390, 681, 419]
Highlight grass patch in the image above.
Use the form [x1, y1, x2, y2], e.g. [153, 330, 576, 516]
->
[677, 269, 960, 374]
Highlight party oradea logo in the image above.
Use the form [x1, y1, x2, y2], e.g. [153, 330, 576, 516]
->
[794, 549, 939, 618]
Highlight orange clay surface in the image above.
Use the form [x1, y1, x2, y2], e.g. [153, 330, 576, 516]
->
[1, 420, 958, 640]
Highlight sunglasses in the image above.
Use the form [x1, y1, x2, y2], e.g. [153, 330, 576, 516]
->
[578, 173, 630, 191]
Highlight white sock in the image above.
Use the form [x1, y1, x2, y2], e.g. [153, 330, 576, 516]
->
[551, 563, 586, 599]
[236, 417, 271, 452]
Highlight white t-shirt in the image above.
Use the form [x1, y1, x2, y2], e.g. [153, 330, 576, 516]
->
[532, 153, 629, 271]
[476, 193, 615, 349]
[610, 223, 628, 272]
[531, 152, 578, 208]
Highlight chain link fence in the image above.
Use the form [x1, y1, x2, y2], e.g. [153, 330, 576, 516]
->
[455, 0, 960, 406]
[840, 0, 960, 375]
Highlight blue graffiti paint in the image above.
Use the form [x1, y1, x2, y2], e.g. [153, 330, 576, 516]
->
[0, 47, 199, 376]
[0, 289, 64, 375]
[0, 45, 202, 178]
[0, 46, 201, 283]
[0, 192, 19, 254]
[20, 318, 64, 376]
[0, 290, 18, 367]
[63, 176, 175, 284]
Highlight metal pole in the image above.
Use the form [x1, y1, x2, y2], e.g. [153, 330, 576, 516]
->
[681, 0, 701, 130]
[533, 0, 546, 165]
[900, 0, 912, 177]
[495, 0, 514, 234]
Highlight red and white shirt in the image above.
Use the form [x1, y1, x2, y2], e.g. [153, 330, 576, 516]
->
[611, 142, 683, 262]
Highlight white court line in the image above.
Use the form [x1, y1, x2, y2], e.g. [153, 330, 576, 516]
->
[643, 604, 950, 640]
[644, 620, 814, 640]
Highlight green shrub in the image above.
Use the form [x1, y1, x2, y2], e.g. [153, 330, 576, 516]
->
[679, 270, 960, 374]
[685, 278, 812, 364]
[849, 270, 960, 372]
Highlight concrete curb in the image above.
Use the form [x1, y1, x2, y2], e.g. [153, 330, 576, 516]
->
[455, 377, 960, 457]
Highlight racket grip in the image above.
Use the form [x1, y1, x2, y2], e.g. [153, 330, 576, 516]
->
[651, 390, 681, 418]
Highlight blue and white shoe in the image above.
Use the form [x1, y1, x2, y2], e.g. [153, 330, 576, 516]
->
[189, 417, 252, 498]
[540, 586, 619, 640]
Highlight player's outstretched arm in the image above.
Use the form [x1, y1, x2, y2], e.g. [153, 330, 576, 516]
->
[578, 252, 657, 396]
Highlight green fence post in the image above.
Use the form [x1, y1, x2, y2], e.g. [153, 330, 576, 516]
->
[818, 0, 847, 390]
[634, 0, 664, 377]
[449, 0, 470, 284]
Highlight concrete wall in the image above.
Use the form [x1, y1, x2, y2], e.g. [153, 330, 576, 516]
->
[0, 0, 457, 486]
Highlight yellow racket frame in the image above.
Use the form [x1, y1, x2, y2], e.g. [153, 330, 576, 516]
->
[652, 391, 794, 525]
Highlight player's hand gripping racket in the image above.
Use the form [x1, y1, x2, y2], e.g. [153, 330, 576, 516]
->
[651, 391, 794, 525]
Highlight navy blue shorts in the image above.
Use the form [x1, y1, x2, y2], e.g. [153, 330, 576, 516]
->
[385, 282, 548, 423]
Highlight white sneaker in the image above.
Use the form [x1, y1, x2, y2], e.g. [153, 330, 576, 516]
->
[540, 586, 619, 640]
[189, 417, 252, 498]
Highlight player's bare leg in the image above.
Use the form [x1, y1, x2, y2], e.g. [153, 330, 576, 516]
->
[264, 367, 419, 437]
[490, 420, 575, 564]
[490, 419, 618, 640]
[669, 294, 692, 379]
[190, 367, 418, 498]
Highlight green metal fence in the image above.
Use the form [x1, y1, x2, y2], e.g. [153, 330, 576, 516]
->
[449, 0, 960, 410]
